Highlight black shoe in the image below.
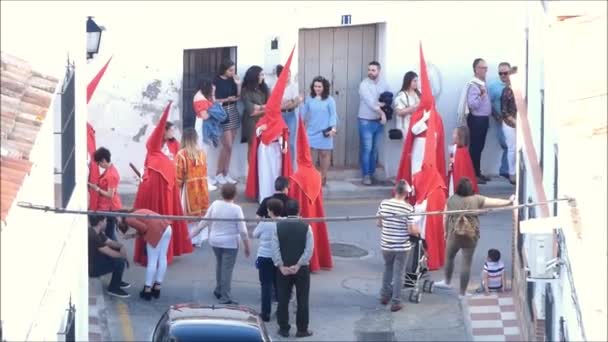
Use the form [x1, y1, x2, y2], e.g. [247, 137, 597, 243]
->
[140, 286, 152, 301]
[119, 281, 131, 289]
[476, 176, 487, 185]
[500, 173, 510, 180]
[480, 174, 491, 182]
[259, 313, 270, 322]
[213, 290, 221, 299]
[278, 329, 290, 338]
[296, 330, 313, 338]
[108, 287, 130, 298]
[219, 299, 239, 305]
[152, 283, 161, 299]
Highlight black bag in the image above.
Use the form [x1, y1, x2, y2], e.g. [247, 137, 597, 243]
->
[388, 129, 403, 140]
[322, 126, 334, 137]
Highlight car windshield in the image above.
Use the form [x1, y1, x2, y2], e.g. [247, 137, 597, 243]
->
[168, 320, 264, 342]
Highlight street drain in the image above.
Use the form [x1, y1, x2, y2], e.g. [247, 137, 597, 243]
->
[331, 243, 369, 258]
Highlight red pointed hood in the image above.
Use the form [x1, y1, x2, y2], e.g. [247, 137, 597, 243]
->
[87, 56, 113, 104]
[257, 46, 295, 145]
[418, 43, 438, 169]
[146, 101, 172, 153]
[290, 117, 322, 203]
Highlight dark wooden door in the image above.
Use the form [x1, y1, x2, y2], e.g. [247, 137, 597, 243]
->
[182, 46, 237, 128]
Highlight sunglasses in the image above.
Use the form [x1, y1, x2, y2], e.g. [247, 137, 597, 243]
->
[499, 72, 509, 76]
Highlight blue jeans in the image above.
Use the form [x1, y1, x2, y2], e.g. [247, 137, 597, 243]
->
[256, 257, 277, 317]
[495, 119, 509, 175]
[282, 111, 297, 165]
[358, 119, 384, 177]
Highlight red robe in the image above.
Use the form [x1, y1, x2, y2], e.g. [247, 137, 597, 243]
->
[133, 102, 193, 266]
[412, 167, 447, 270]
[289, 116, 333, 272]
[404, 43, 448, 271]
[87, 123, 100, 210]
[166, 139, 180, 158]
[396, 110, 447, 196]
[245, 129, 293, 201]
[246, 46, 296, 201]
[450, 146, 479, 194]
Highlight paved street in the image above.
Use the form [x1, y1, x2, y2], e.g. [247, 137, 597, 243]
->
[98, 180, 515, 341]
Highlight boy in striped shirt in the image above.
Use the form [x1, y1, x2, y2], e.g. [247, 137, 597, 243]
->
[482, 249, 505, 294]
[377, 180, 419, 312]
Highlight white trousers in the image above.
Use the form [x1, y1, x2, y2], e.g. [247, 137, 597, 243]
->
[257, 141, 282, 203]
[502, 122, 516, 176]
[411, 137, 426, 175]
[145, 226, 173, 287]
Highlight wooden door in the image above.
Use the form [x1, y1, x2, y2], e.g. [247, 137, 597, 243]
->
[298, 25, 377, 168]
[182, 47, 237, 128]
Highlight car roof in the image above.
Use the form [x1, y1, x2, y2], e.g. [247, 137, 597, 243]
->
[167, 303, 260, 324]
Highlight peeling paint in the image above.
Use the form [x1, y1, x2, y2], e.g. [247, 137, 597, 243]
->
[133, 124, 148, 142]
[142, 80, 162, 101]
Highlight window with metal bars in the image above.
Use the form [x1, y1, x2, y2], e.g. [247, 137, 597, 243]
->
[54, 61, 76, 208]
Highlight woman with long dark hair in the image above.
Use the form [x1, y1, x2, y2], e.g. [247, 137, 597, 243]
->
[393, 71, 421, 136]
[302, 76, 337, 186]
[213, 60, 241, 185]
[240, 66, 269, 150]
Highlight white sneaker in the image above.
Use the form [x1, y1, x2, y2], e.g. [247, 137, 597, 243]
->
[434, 280, 452, 289]
[207, 182, 217, 191]
[215, 174, 227, 185]
[224, 175, 238, 184]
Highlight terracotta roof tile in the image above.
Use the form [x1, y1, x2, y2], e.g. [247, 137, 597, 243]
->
[0, 51, 58, 221]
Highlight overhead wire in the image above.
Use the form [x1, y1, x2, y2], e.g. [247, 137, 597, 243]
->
[16, 197, 575, 223]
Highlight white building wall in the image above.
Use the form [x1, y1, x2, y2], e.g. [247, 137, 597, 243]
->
[85, 1, 527, 186]
[0, 2, 89, 341]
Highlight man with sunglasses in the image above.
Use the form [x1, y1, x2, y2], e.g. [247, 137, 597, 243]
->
[489, 62, 517, 185]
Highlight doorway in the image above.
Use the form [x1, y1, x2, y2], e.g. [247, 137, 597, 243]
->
[298, 24, 378, 168]
[182, 46, 237, 128]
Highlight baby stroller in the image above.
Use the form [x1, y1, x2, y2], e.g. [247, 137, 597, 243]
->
[403, 235, 434, 303]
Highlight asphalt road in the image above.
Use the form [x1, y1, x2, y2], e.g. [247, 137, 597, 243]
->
[103, 181, 514, 341]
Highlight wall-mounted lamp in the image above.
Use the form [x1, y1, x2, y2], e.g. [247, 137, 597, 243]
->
[86, 16, 104, 59]
[271, 37, 279, 50]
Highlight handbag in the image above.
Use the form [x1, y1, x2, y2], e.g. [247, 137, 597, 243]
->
[388, 92, 410, 140]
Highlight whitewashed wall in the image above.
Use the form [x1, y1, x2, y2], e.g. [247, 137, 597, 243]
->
[1, 2, 89, 340]
[85, 1, 527, 187]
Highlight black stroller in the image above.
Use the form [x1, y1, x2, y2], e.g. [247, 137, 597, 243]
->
[403, 235, 434, 303]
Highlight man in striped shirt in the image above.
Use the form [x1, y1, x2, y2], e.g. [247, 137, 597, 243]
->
[377, 180, 419, 312]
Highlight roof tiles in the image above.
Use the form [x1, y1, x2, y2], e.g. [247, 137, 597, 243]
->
[0, 51, 58, 221]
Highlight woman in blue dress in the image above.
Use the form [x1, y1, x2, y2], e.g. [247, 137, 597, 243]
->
[302, 76, 338, 186]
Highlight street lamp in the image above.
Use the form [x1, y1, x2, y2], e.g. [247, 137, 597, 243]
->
[86, 16, 103, 59]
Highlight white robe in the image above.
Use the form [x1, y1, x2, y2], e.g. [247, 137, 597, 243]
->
[448, 144, 457, 196]
[256, 127, 283, 203]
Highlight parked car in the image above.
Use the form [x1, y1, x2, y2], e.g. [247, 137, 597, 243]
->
[151, 303, 271, 342]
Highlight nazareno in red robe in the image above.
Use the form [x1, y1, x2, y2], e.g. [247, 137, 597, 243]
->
[290, 116, 333, 272]
[245, 46, 296, 202]
[245, 129, 293, 201]
[406, 43, 448, 271]
[450, 146, 479, 194]
[132, 101, 193, 266]
[86, 57, 113, 210]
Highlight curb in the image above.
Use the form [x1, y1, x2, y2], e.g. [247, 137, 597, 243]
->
[89, 279, 111, 342]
